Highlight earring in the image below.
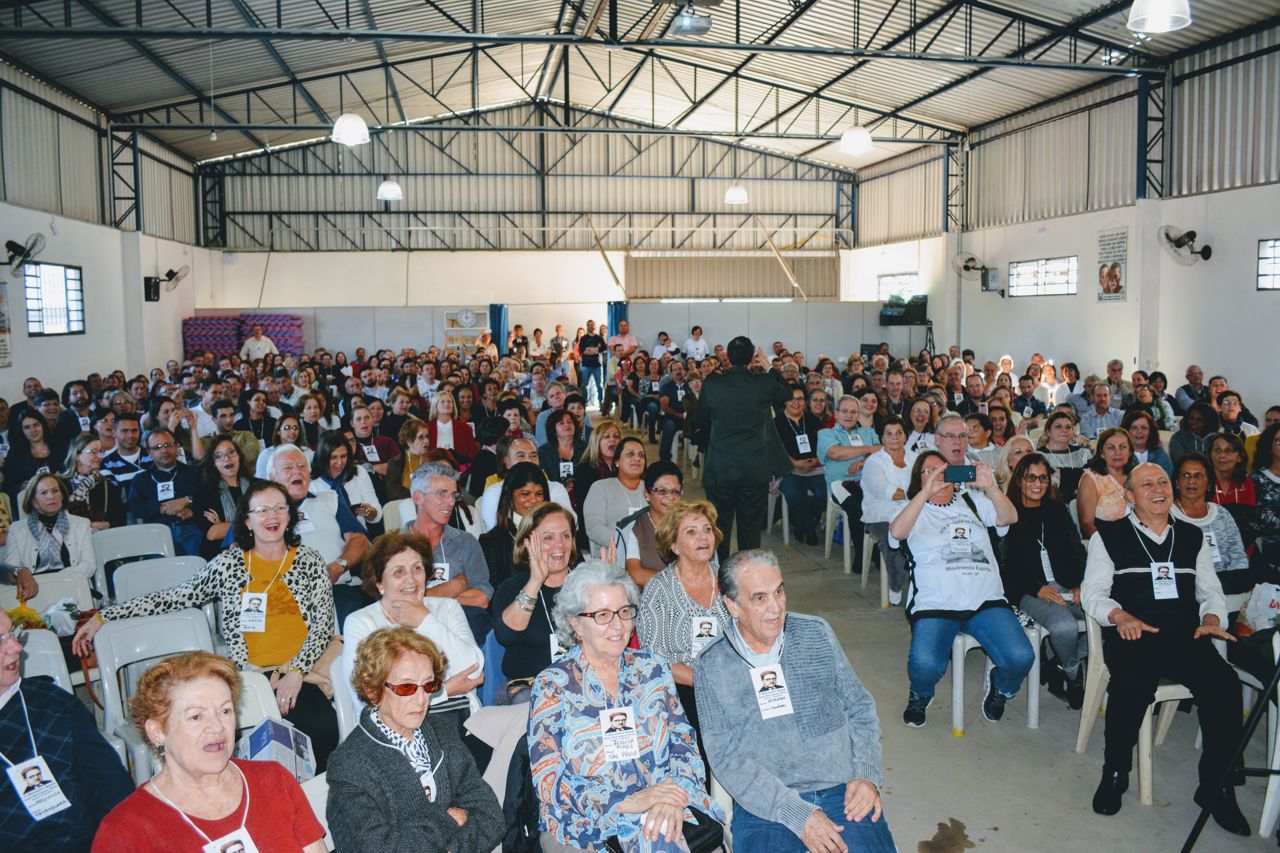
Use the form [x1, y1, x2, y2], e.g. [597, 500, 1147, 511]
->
[155, 742, 166, 756]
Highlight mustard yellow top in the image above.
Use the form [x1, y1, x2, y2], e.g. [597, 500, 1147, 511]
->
[242, 547, 306, 668]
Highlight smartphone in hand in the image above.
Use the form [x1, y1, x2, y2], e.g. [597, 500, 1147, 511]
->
[944, 465, 977, 484]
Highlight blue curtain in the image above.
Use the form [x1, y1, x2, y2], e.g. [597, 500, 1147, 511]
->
[489, 303, 509, 355]
[607, 301, 628, 337]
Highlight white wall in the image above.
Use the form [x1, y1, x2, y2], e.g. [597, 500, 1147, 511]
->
[0, 201, 202, 395]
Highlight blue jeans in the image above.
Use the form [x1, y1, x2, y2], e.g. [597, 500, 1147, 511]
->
[907, 606, 1035, 700]
[776, 473, 826, 538]
[658, 414, 683, 461]
[579, 365, 604, 407]
[732, 785, 896, 852]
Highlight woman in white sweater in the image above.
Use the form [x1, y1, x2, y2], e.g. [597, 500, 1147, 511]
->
[3, 473, 95, 600]
[860, 417, 916, 605]
[341, 531, 485, 737]
[582, 436, 648, 553]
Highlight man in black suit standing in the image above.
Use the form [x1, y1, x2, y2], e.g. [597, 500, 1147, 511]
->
[693, 335, 793, 561]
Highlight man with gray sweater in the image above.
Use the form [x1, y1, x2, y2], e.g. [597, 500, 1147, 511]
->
[694, 550, 895, 852]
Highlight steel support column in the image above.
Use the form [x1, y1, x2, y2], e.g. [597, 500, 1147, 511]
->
[108, 128, 140, 230]
[835, 181, 855, 249]
[200, 165, 227, 248]
[944, 144, 964, 232]
[1136, 74, 1166, 200]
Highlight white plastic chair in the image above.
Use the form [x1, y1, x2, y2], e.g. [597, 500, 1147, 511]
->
[765, 489, 790, 546]
[112, 556, 221, 649]
[332, 655, 360, 740]
[1067, 499, 1081, 537]
[300, 772, 335, 851]
[823, 493, 852, 574]
[1074, 613, 1192, 806]
[862, 530, 891, 609]
[685, 439, 702, 482]
[93, 608, 215, 784]
[91, 523, 175, 601]
[0, 572, 94, 613]
[237, 671, 283, 731]
[20, 628, 74, 692]
[950, 624, 1045, 736]
[382, 498, 413, 531]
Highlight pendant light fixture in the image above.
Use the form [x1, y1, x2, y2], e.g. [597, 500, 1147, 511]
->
[1126, 0, 1192, 34]
[376, 179, 404, 202]
[724, 184, 749, 205]
[839, 126, 873, 156]
[332, 113, 370, 147]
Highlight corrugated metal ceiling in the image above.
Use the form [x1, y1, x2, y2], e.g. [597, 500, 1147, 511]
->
[0, 0, 1275, 168]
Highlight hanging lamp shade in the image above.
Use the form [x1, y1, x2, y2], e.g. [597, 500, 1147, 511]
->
[724, 184, 749, 205]
[376, 179, 403, 201]
[1126, 0, 1192, 33]
[332, 113, 371, 146]
[839, 126, 874, 156]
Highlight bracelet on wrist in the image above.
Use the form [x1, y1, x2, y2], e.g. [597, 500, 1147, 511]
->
[515, 590, 538, 612]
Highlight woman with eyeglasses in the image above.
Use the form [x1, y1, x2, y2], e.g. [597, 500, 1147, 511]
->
[1001, 453, 1088, 708]
[74, 479, 341, 770]
[191, 437, 251, 560]
[60, 433, 126, 531]
[614, 462, 685, 589]
[1171, 452, 1250, 594]
[254, 413, 315, 478]
[1037, 410, 1092, 502]
[327, 627, 503, 852]
[530, 560, 725, 853]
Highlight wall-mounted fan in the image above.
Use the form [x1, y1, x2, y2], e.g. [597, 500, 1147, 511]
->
[1158, 226, 1212, 266]
[162, 266, 190, 291]
[950, 252, 987, 279]
[5, 234, 45, 278]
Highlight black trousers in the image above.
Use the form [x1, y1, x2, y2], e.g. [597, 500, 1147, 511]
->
[837, 482, 868, 568]
[705, 482, 768, 562]
[1101, 630, 1241, 786]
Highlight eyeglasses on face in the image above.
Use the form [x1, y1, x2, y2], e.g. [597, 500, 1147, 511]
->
[149, 442, 176, 451]
[213, 451, 238, 461]
[1179, 471, 1208, 480]
[384, 679, 441, 696]
[650, 488, 683, 498]
[1021, 473, 1050, 484]
[246, 504, 290, 517]
[578, 604, 638, 625]
[936, 432, 966, 441]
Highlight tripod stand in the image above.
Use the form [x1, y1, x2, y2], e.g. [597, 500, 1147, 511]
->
[1181, 642, 1280, 851]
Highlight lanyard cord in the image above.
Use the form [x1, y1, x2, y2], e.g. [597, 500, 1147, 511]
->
[246, 549, 290, 595]
[148, 762, 250, 846]
[1131, 517, 1176, 565]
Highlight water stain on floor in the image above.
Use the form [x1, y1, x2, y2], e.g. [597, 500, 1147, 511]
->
[918, 818, 977, 852]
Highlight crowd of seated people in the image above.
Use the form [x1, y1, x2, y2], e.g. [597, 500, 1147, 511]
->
[1, 321, 1277, 850]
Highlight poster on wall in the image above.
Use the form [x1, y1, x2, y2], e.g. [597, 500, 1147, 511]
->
[0, 280, 11, 368]
[1097, 227, 1127, 302]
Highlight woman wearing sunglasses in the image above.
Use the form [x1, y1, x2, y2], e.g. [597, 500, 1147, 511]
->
[529, 560, 724, 853]
[327, 627, 504, 852]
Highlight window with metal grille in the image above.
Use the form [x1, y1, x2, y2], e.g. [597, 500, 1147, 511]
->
[24, 262, 85, 336]
[1260, 239, 1280, 291]
[877, 272, 921, 302]
[1007, 256, 1078, 297]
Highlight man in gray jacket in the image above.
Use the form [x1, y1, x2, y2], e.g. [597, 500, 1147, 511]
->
[694, 549, 895, 852]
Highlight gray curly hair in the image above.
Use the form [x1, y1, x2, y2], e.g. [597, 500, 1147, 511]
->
[550, 560, 640, 649]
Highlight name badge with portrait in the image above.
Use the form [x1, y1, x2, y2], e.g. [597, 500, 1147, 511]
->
[676, 387, 685, 402]
[294, 511, 316, 534]
[1204, 531, 1223, 567]
[690, 617, 719, 658]
[549, 634, 566, 661]
[1023, 407, 1034, 419]
[6, 757, 72, 821]
[419, 769, 437, 803]
[156, 480, 175, 501]
[428, 562, 450, 588]
[599, 707, 641, 762]
[750, 665, 794, 720]
[1151, 562, 1178, 600]
[954, 392, 964, 404]
[795, 434, 811, 455]
[362, 443, 381, 463]
[201, 828, 260, 853]
[239, 592, 267, 633]
[78, 416, 91, 433]
[559, 461, 574, 480]
[1039, 546, 1056, 584]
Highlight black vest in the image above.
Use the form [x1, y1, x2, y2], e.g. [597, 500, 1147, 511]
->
[1096, 517, 1203, 633]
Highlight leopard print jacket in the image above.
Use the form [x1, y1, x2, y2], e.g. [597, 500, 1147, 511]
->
[100, 545, 337, 674]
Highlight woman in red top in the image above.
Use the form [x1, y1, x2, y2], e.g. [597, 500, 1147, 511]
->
[428, 389, 479, 464]
[93, 651, 326, 853]
[1209, 432, 1258, 507]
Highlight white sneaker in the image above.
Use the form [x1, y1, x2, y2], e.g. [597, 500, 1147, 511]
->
[888, 588, 902, 606]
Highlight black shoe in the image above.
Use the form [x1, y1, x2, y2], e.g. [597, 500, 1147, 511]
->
[982, 668, 1008, 722]
[1045, 664, 1067, 701]
[1092, 767, 1129, 815]
[1063, 666, 1085, 711]
[903, 692, 931, 728]
[803, 529, 819, 547]
[1195, 785, 1251, 837]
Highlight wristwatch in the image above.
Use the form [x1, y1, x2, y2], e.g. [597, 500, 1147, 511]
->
[337, 558, 349, 570]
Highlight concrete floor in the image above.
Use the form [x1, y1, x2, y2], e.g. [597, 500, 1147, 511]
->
[666, 462, 1272, 853]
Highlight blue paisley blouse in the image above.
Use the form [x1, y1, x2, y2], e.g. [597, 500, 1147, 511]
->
[529, 645, 723, 852]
